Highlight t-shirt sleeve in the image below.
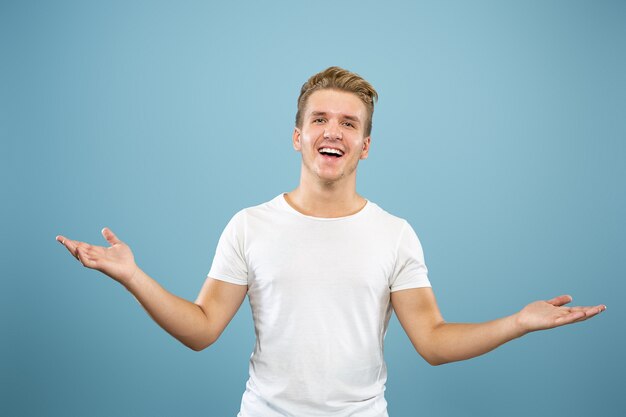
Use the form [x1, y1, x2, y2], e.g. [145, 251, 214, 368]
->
[389, 221, 431, 292]
[207, 211, 249, 286]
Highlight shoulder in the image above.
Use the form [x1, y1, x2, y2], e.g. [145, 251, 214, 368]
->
[366, 201, 411, 231]
[228, 194, 287, 226]
[239, 194, 284, 215]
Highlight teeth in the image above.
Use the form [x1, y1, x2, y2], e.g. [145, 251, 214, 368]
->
[319, 148, 344, 156]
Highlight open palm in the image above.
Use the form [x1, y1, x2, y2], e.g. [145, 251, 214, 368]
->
[56, 228, 138, 286]
[517, 295, 605, 332]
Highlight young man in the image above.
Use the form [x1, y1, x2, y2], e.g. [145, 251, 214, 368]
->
[57, 67, 605, 417]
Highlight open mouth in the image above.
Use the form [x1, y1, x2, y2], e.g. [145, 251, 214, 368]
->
[318, 147, 344, 158]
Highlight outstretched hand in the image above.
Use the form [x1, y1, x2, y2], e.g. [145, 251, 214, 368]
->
[56, 228, 138, 287]
[516, 295, 606, 334]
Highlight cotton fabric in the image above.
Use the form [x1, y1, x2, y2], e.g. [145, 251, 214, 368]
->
[208, 194, 431, 417]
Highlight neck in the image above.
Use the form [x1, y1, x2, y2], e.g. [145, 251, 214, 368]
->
[286, 171, 366, 218]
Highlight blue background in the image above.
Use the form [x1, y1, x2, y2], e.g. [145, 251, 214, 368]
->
[2, 1, 624, 416]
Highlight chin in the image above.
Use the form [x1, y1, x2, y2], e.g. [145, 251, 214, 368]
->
[315, 171, 342, 181]
[318, 171, 349, 184]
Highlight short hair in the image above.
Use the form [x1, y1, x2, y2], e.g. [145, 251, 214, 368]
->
[295, 66, 378, 136]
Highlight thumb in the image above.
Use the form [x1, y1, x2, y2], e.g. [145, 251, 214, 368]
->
[102, 227, 122, 246]
[546, 295, 573, 307]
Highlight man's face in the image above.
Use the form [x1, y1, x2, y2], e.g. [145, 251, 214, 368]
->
[293, 89, 371, 185]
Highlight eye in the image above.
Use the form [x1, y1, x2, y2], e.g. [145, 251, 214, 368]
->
[313, 118, 325, 124]
[342, 121, 355, 128]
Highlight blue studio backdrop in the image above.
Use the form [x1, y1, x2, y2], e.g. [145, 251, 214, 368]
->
[1, 1, 624, 416]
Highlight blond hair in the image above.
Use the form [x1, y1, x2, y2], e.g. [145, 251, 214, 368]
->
[295, 66, 378, 136]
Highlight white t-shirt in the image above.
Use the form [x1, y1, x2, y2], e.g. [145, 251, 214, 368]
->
[208, 194, 431, 417]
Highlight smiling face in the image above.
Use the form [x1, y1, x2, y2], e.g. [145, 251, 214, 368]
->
[293, 88, 371, 186]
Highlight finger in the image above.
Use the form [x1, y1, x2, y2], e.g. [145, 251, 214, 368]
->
[77, 247, 98, 269]
[75, 242, 90, 263]
[582, 305, 607, 318]
[546, 295, 573, 307]
[102, 227, 121, 246]
[554, 310, 586, 325]
[75, 245, 84, 264]
[555, 305, 606, 326]
[569, 309, 600, 324]
[568, 305, 606, 313]
[56, 235, 79, 258]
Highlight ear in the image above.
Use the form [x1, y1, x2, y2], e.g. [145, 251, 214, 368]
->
[360, 136, 371, 160]
[292, 128, 302, 151]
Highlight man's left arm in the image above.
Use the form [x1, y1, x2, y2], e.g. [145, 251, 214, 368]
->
[391, 287, 605, 366]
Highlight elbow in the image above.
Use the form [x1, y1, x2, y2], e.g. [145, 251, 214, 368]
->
[183, 335, 218, 352]
[187, 340, 214, 352]
[424, 356, 447, 366]
[188, 343, 207, 352]
[420, 350, 450, 366]
[418, 322, 453, 366]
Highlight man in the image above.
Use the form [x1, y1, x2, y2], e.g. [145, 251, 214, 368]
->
[57, 66, 605, 417]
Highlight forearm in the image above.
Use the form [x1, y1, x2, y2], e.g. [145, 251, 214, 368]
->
[393, 288, 604, 366]
[122, 268, 212, 351]
[424, 314, 526, 365]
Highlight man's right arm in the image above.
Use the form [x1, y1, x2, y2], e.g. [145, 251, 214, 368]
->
[56, 228, 247, 351]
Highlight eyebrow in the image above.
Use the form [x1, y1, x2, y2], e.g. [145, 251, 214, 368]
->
[310, 111, 361, 123]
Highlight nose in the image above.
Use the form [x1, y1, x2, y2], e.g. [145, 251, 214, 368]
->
[323, 120, 342, 140]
